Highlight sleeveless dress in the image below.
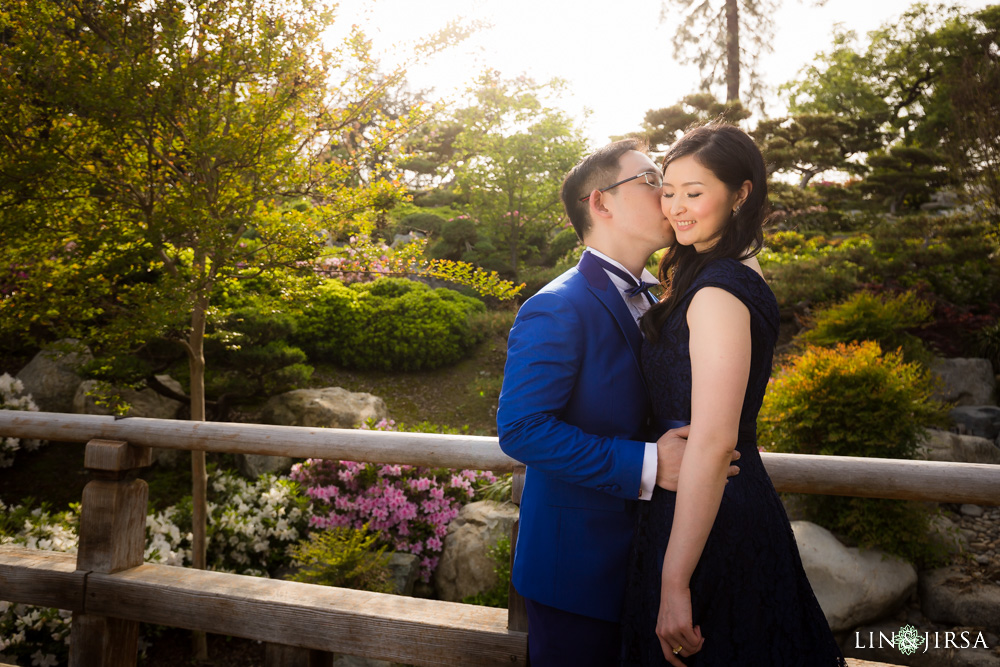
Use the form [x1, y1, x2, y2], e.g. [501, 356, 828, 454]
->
[620, 258, 846, 666]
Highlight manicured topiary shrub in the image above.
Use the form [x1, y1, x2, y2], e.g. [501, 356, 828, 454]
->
[294, 277, 486, 371]
[799, 291, 934, 365]
[758, 341, 949, 565]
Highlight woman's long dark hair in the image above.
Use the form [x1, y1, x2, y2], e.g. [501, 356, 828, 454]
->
[640, 123, 769, 341]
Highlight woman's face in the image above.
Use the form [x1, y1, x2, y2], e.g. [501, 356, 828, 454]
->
[661, 155, 746, 252]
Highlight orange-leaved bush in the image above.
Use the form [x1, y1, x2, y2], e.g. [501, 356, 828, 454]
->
[757, 341, 949, 565]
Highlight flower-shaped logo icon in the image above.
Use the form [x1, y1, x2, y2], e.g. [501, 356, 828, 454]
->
[896, 625, 926, 655]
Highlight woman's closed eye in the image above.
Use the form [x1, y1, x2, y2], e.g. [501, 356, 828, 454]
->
[662, 192, 701, 199]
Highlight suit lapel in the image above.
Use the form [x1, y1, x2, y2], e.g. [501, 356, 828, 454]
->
[577, 252, 648, 391]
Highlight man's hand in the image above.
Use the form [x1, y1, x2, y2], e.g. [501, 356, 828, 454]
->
[655, 426, 741, 491]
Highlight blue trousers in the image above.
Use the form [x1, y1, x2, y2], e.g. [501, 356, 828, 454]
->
[524, 595, 622, 666]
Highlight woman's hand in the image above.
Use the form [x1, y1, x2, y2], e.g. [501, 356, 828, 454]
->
[655, 584, 704, 666]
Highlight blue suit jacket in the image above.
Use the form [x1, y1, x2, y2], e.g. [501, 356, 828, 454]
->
[497, 251, 652, 622]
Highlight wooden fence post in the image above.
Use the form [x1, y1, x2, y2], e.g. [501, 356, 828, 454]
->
[506, 471, 528, 633]
[69, 439, 152, 667]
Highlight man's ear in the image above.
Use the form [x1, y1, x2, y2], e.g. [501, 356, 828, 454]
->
[588, 190, 613, 220]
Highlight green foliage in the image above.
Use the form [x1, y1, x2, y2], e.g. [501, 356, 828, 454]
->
[799, 291, 934, 365]
[295, 277, 486, 371]
[396, 213, 447, 237]
[462, 536, 511, 608]
[758, 341, 948, 564]
[633, 93, 751, 152]
[860, 146, 953, 214]
[768, 181, 822, 214]
[451, 71, 587, 279]
[760, 341, 944, 458]
[288, 525, 393, 592]
[756, 113, 882, 187]
[547, 228, 581, 264]
[976, 319, 1000, 372]
[761, 213, 1000, 311]
[204, 297, 314, 407]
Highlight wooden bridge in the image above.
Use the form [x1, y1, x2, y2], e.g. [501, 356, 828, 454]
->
[1, 410, 998, 666]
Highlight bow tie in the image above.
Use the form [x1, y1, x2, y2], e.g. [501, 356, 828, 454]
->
[588, 252, 659, 306]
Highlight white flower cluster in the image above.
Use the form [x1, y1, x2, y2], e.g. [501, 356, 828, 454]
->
[145, 505, 191, 566]
[0, 502, 76, 665]
[0, 373, 42, 468]
[0, 470, 313, 660]
[206, 471, 309, 573]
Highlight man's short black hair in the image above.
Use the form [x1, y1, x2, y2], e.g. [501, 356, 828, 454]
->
[561, 138, 648, 240]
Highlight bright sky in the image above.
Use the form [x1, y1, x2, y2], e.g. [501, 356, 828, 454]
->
[332, 0, 995, 148]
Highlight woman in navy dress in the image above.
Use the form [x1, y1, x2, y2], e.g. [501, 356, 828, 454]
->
[620, 124, 846, 666]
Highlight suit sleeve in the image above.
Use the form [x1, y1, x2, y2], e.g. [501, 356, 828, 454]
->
[497, 290, 645, 500]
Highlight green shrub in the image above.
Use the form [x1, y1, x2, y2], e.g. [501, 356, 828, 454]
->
[761, 213, 1000, 312]
[976, 318, 1000, 372]
[799, 291, 934, 365]
[288, 525, 393, 592]
[548, 227, 581, 264]
[396, 213, 446, 237]
[758, 341, 949, 565]
[295, 277, 486, 371]
[462, 536, 511, 608]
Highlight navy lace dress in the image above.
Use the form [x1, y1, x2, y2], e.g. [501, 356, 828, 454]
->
[621, 258, 846, 666]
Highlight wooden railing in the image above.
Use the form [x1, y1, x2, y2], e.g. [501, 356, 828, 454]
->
[1, 410, 999, 667]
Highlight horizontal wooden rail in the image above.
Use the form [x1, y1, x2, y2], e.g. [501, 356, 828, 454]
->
[763, 452, 1000, 505]
[0, 546, 901, 667]
[0, 410, 521, 472]
[0, 546, 526, 666]
[2, 410, 999, 505]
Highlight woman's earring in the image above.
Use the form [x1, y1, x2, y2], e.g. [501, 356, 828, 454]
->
[732, 205, 741, 216]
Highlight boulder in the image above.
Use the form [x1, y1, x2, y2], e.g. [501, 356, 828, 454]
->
[73, 375, 184, 419]
[920, 566, 1000, 634]
[73, 375, 187, 468]
[931, 358, 996, 407]
[240, 387, 389, 479]
[258, 387, 388, 429]
[15, 339, 93, 413]
[387, 552, 420, 597]
[950, 406, 1000, 441]
[434, 500, 519, 602]
[927, 514, 968, 557]
[792, 521, 917, 632]
[919, 428, 1000, 465]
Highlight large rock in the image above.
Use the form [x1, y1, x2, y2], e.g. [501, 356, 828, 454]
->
[238, 387, 388, 479]
[259, 387, 388, 429]
[73, 375, 185, 419]
[434, 500, 519, 603]
[387, 552, 420, 597]
[74, 375, 187, 468]
[927, 514, 969, 557]
[931, 358, 997, 407]
[919, 428, 1000, 465]
[15, 339, 93, 413]
[920, 566, 1000, 634]
[792, 521, 917, 632]
[949, 406, 1000, 441]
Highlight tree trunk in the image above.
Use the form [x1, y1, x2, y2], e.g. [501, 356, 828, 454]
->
[725, 0, 740, 102]
[188, 282, 210, 661]
[509, 216, 519, 280]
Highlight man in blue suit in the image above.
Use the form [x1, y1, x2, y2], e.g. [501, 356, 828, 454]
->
[497, 139, 738, 666]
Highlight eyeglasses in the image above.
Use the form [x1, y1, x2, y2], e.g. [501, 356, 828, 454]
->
[580, 171, 663, 202]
